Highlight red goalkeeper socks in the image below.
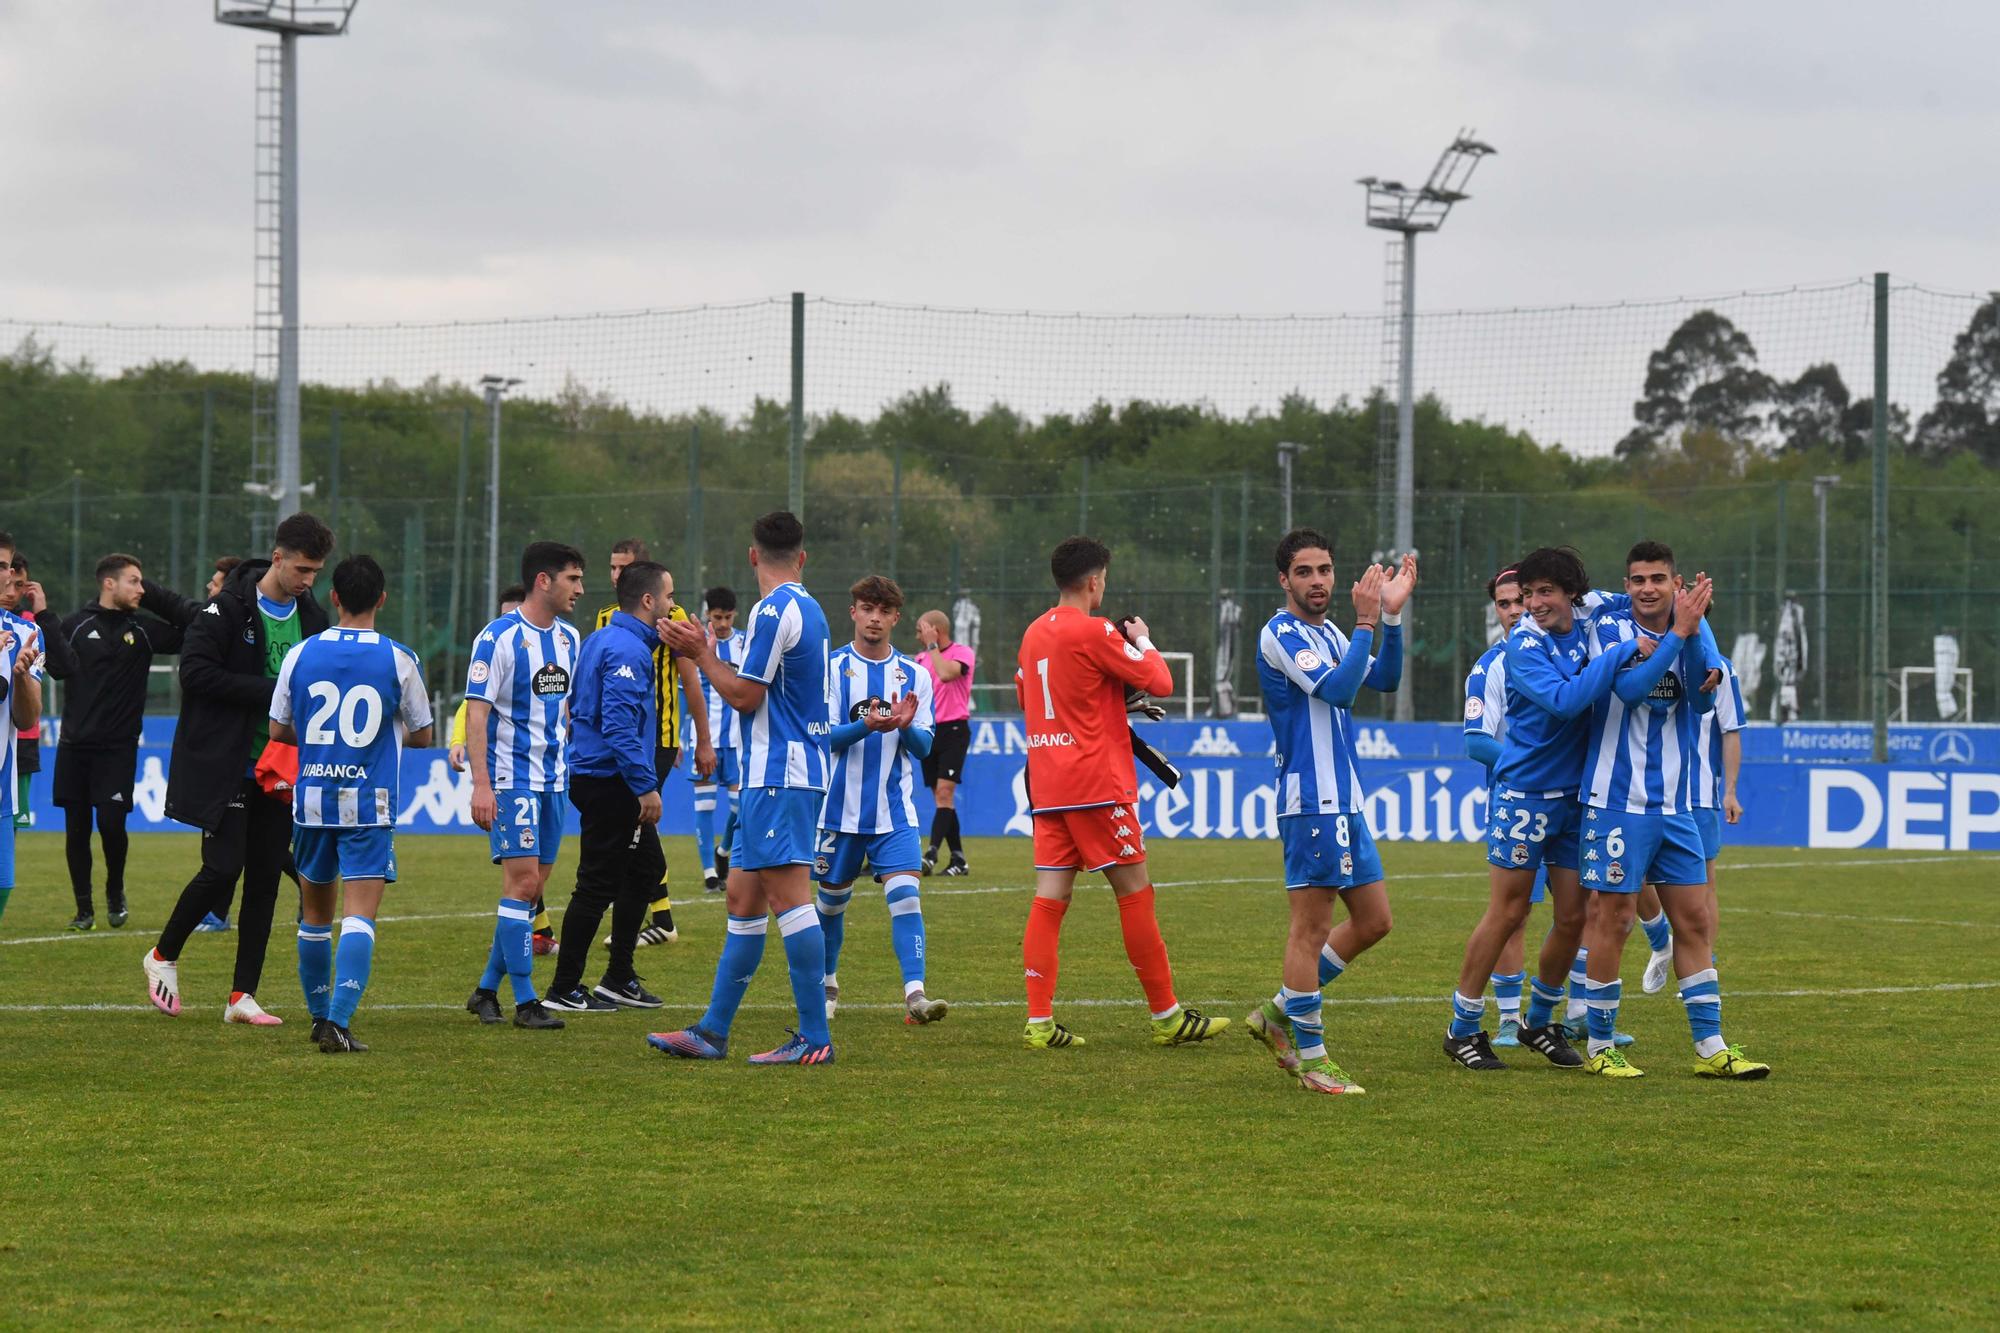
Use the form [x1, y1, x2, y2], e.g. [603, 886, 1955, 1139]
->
[1023, 895, 1069, 1020]
[1116, 886, 1179, 1015]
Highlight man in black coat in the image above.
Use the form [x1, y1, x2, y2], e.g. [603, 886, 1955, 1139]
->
[54, 553, 196, 930]
[143, 513, 334, 1027]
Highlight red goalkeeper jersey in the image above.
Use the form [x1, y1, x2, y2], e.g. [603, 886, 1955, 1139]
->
[1016, 605, 1174, 813]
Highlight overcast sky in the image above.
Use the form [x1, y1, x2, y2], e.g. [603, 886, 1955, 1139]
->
[3, 0, 1992, 325]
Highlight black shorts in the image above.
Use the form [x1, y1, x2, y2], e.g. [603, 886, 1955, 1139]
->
[923, 720, 971, 787]
[54, 743, 138, 809]
[15, 736, 40, 776]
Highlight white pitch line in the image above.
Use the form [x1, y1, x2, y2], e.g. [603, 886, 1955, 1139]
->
[5, 979, 1998, 1017]
[5, 851, 1992, 950]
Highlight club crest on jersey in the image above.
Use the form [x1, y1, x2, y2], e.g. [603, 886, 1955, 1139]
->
[1123, 642, 1144, 660]
[243, 626, 256, 644]
[1295, 650, 1323, 671]
[122, 630, 135, 646]
[532, 663, 570, 697]
[1606, 862, 1625, 885]
[468, 660, 490, 685]
[1464, 697, 1483, 720]
[1510, 843, 1529, 866]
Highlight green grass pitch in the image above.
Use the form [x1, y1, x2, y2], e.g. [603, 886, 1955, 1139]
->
[3, 833, 1997, 1328]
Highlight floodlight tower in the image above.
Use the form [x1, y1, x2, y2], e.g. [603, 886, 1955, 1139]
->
[215, 2, 357, 535]
[1358, 130, 1495, 721]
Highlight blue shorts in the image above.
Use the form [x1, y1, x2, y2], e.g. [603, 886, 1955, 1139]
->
[1693, 808, 1723, 861]
[0, 819, 13, 888]
[815, 825, 922, 885]
[734, 786, 821, 871]
[1279, 813, 1384, 891]
[1486, 792, 1582, 873]
[700, 747, 739, 788]
[1528, 864, 1551, 905]
[293, 825, 398, 884]
[1580, 809, 1706, 892]
[490, 789, 564, 865]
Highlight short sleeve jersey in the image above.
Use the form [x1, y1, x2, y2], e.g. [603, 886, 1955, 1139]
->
[1015, 605, 1172, 813]
[1256, 610, 1373, 816]
[823, 646, 936, 834]
[736, 582, 834, 792]
[704, 629, 747, 752]
[465, 609, 582, 792]
[271, 627, 433, 828]
[926, 642, 976, 724]
[1691, 654, 1746, 809]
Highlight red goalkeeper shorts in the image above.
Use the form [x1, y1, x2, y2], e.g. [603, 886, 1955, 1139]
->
[1032, 804, 1147, 873]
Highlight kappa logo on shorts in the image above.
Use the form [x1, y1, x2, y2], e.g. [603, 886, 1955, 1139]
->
[1584, 868, 1601, 883]
[1113, 824, 1133, 838]
[1584, 829, 1597, 841]
[1111, 806, 1128, 818]
[1119, 843, 1137, 857]
[1510, 843, 1529, 866]
[1584, 849, 1599, 862]
[1586, 809, 1599, 822]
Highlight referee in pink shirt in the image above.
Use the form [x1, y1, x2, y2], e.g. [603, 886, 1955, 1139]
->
[917, 609, 974, 876]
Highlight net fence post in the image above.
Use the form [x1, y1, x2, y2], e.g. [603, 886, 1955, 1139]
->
[789, 292, 805, 519]
[196, 387, 214, 593]
[327, 406, 341, 532]
[445, 405, 470, 701]
[687, 423, 704, 594]
[1871, 272, 1890, 759]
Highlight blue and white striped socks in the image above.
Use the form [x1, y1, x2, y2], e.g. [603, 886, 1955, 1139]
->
[480, 897, 537, 1004]
[1318, 943, 1347, 987]
[815, 886, 853, 980]
[1566, 948, 1591, 1022]
[1282, 985, 1325, 1061]
[884, 874, 926, 990]
[1584, 978, 1622, 1056]
[693, 782, 718, 877]
[1640, 910, 1672, 954]
[1490, 970, 1525, 1025]
[1526, 976, 1564, 1029]
[1448, 990, 1486, 1038]
[1679, 966, 1725, 1058]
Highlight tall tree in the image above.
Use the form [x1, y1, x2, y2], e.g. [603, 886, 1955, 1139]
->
[1916, 294, 2000, 462]
[1619, 310, 1774, 457]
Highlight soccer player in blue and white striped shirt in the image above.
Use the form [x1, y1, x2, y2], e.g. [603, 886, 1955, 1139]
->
[652, 511, 839, 1066]
[269, 555, 434, 1053]
[461, 541, 585, 1031]
[813, 575, 948, 1027]
[692, 586, 747, 892]
[1245, 530, 1414, 1095]
[1580, 545, 1767, 1078]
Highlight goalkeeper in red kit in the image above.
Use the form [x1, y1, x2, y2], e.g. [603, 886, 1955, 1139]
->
[1014, 535, 1229, 1050]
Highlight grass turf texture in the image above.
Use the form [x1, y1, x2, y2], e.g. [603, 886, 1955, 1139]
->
[3, 833, 1997, 1328]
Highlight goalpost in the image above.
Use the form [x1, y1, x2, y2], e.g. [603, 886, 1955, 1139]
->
[1892, 667, 1974, 723]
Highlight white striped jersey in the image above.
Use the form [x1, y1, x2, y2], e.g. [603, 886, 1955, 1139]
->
[465, 609, 582, 792]
[0, 610, 41, 817]
[736, 582, 834, 792]
[822, 645, 936, 834]
[1464, 641, 1510, 745]
[704, 629, 746, 752]
[271, 628, 433, 828]
[1256, 610, 1373, 816]
[1582, 612, 1706, 815]
[1691, 654, 1746, 809]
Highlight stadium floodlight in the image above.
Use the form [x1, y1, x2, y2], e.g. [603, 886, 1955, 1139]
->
[1276, 440, 1302, 533]
[1814, 474, 1840, 717]
[214, 1, 358, 535]
[482, 376, 524, 614]
[1360, 130, 1496, 721]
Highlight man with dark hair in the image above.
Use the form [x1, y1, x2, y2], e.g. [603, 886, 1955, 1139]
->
[545, 559, 674, 1011]
[653, 510, 839, 1065]
[0, 531, 48, 923]
[462, 542, 583, 1030]
[269, 554, 434, 1053]
[590, 538, 713, 948]
[1244, 531, 1414, 1095]
[1442, 545, 1653, 1071]
[144, 512, 334, 1027]
[54, 553, 198, 930]
[207, 556, 244, 601]
[691, 585, 746, 893]
[916, 608, 974, 876]
[1013, 535, 1226, 1051]
[1463, 566, 1539, 1046]
[814, 575, 948, 1025]
[5, 551, 80, 833]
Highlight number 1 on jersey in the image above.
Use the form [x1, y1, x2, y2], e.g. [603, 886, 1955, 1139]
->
[1035, 657, 1054, 720]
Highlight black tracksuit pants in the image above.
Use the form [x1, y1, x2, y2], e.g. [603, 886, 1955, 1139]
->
[551, 774, 666, 996]
[156, 778, 292, 996]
